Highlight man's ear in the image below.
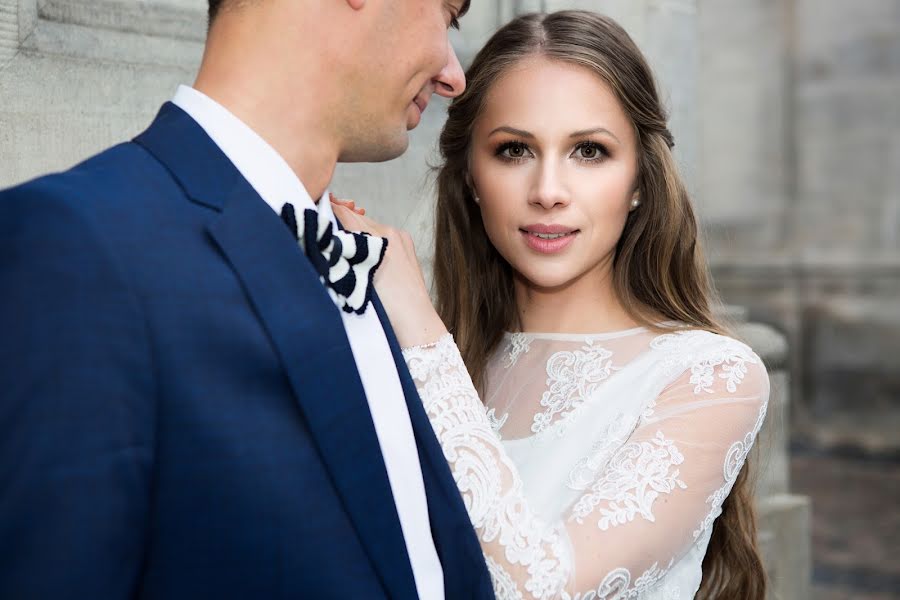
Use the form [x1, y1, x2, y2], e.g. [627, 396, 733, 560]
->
[346, 0, 365, 10]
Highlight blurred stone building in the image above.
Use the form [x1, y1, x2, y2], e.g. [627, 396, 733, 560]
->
[3, 0, 897, 598]
[699, 0, 900, 455]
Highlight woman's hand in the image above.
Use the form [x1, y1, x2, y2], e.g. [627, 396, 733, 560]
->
[329, 195, 366, 216]
[329, 195, 448, 348]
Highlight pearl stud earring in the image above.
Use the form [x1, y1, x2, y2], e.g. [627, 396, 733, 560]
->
[630, 198, 641, 210]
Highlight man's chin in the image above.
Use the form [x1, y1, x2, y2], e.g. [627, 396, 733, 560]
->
[338, 132, 410, 163]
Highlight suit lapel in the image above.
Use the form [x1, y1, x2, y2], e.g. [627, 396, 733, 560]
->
[370, 295, 493, 597]
[133, 103, 417, 599]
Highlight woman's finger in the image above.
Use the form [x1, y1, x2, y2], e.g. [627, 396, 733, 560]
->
[331, 203, 362, 229]
[329, 193, 366, 215]
[332, 203, 381, 237]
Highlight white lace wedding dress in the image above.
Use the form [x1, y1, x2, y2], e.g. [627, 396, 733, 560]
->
[402, 325, 769, 600]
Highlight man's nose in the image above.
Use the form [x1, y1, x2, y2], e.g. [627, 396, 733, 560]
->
[433, 42, 466, 98]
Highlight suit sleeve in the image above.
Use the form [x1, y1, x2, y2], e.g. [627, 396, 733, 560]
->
[0, 182, 156, 598]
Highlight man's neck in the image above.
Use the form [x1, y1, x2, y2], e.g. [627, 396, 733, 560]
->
[195, 80, 337, 202]
[194, 15, 339, 201]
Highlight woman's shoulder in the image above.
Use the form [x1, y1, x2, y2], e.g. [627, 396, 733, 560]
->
[645, 326, 770, 397]
[648, 326, 762, 361]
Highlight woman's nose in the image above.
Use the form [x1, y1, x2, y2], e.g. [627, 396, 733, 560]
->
[528, 163, 571, 210]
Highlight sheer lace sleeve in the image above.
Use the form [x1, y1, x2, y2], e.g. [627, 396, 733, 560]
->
[403, 333, 769, 600]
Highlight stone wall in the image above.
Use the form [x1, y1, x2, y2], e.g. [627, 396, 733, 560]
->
[0, 0, 204, 188]
[697, 0, 900, 452]
[787, 0, 900, 451]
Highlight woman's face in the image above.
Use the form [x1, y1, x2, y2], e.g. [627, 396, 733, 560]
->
[469, 56, 639, 293]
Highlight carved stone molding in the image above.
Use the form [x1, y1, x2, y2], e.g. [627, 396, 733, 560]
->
[0, 0, 18, 66]
[38, 0, 205, 40]
[2, 0, 205, 69]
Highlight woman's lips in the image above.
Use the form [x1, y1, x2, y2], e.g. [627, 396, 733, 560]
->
[520, 227, 579, 254]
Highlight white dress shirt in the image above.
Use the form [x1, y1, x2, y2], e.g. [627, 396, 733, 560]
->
[172, 85, 445, 600]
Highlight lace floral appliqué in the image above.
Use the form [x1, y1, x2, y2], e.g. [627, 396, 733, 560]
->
[565, 558, 677, 600]
[566, 413, 636, 491]
[505, 333, 532, 368]
[569, 431, 687, 529]
[404, 335, 572, 599]
[532, 339, 616, 435]
[486, 408, 509, 435]
[692, 398, 768, 540]
[651, 331, 757, 395]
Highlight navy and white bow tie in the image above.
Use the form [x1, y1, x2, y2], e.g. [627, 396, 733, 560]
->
[280, 202, 387, 315]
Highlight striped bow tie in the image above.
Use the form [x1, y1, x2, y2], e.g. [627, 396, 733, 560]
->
[280, 202, 387, 315]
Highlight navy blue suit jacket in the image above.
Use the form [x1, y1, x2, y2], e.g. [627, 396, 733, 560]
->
[0, 103, 494, 599]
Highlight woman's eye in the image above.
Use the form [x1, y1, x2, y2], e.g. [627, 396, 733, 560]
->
[497, 142, 532, 160]
[574, 142, 606, 161]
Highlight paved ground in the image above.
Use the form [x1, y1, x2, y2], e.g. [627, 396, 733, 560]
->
[789, 443, 900, 599]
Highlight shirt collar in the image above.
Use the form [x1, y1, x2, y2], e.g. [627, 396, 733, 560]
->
[171, 84, 329, 218]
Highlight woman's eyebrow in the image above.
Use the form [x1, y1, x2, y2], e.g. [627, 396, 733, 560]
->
[569, 127, 620, 143]
[488, 126, 535, 138]
[487, 125, 621, 143]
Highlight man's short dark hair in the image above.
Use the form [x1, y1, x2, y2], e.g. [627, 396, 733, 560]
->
[209, 0, 470, 25]
[208, 0, 225, 22]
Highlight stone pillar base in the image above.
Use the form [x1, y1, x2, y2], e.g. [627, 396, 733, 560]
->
[759, 494, 812, 600]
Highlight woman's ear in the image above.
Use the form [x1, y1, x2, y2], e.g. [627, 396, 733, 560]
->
[466, 174, 480, 205]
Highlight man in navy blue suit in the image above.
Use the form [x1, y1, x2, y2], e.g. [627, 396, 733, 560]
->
[0, 1, 494, 598]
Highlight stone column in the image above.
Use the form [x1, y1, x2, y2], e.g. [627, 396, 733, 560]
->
[728, 308, 811, 600]
[696, 0, 792, 253]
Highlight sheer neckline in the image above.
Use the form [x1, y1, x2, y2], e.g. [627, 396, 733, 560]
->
[502, 322, 681, 342]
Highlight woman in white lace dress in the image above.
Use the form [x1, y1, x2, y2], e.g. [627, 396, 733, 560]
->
[334, 11, 769, 600]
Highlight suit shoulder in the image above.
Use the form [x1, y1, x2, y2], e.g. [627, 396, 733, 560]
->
[0, 141, 183, 242]
[2, 141, 165, 203]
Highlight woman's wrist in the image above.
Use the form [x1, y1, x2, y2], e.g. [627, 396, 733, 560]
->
[390, 293, 448, 349]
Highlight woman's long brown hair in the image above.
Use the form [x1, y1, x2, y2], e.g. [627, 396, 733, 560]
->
[433, 11, 766, 599]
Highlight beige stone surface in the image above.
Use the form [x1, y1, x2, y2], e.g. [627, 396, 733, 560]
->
[699, 0, 900, 453]
[759, 494, 813, 600]
[0, 0, 203, 188]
